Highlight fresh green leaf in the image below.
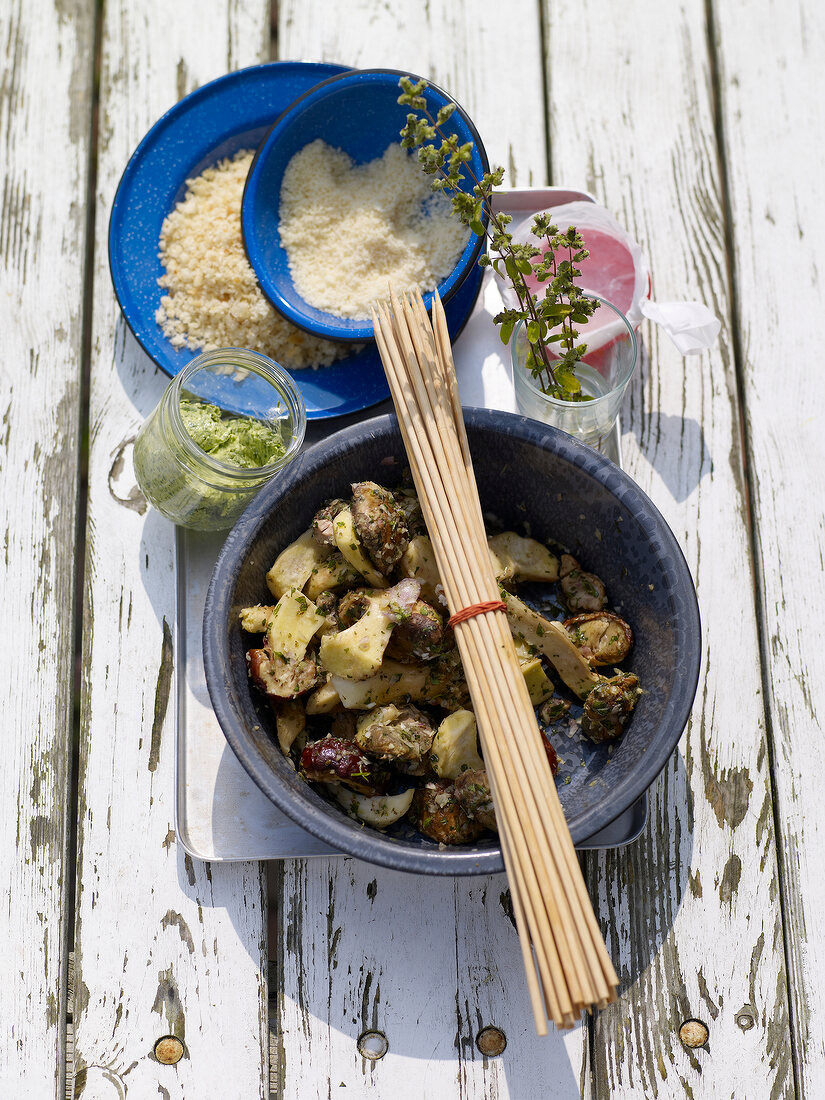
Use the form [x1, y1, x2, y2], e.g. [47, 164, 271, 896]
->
[500, 319, 516, 344]
[397, 72, 595, 399]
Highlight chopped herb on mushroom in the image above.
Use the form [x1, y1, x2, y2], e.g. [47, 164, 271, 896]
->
[560, 554, 608, 612]
[581, 673, 642, 742]
[351, 481, 410, 575]
[244, 480, 642, 845]
[563, 611, 633, 666]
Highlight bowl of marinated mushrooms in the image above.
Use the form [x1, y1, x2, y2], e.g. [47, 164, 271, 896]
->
[204, 409, 701, 875]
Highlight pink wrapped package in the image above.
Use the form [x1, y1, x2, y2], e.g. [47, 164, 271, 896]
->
[498, 201, 720, 355]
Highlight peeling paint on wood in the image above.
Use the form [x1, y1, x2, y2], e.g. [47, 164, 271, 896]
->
[546, 0, 793, 1096]
[705, 765, 753, 831]
[160, 911, 195, 954]
[712, 0, 825, 1092]
[277, 861, 591, 1099]
[0, 0, 94, 1094]
[148, 619, 174, 773]
[70, 2, 271, 1098]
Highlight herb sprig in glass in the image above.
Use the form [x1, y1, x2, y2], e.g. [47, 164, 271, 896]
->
[398, 76, 598, 400]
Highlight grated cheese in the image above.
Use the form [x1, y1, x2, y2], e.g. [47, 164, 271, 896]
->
[156, 150, 348, 369]
[278, 141, 469, 319]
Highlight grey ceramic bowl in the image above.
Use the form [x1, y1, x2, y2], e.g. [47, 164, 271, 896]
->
[203, 410, 701, 875]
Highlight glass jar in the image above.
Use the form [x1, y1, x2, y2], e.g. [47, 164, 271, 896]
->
[133, 349, 306, 531]
[511, 294, 637, 452]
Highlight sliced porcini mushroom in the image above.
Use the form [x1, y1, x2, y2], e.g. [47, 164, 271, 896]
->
[500, 589, 600, 698]
[409, 780, 486, 845]
[393, 488, 426, 536]
[539, 696, 571, 725]
[330, 659, 428, 710]
[335, 786, 415, 828]
[332, 505, 388, 588]
[299, 736, 390, 795]
[355, 703, 434, 764]
[453, 768, 497, 831]
[319, 578, 420, 681]
[311, 498, 348, 548]
[385, 598, 448, 662]
[337, 588, 372, 628]
[581, 673, 642, 743]
[487, 532, 560, 585]
[351, 481, 410, 575]
[304, 553, 361, 602]
[563, 612, 633, 666]
[320, 599, 394, 681]
[304, 678, 341, 714]
[559, 554, 607, 612]
[246, 648, 318, 700]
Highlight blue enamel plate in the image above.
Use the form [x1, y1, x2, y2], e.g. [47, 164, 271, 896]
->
[241, 68, 489, 342]
[108, 61, 484, 420]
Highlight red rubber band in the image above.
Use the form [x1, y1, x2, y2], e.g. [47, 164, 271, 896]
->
[448, 599, 507, 628]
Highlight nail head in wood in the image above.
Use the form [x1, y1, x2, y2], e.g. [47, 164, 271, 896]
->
[154, 1036, 185, 1065]
[476, 1026, 507, 1057]
[357, 1030, 388, 1060]
[679, 1019, 709, 1048]
[736, 1011, 755, 1031]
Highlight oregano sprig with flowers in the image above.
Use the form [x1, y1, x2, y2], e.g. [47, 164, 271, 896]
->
[398, 76, 599, 400]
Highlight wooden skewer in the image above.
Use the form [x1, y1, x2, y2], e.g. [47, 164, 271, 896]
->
[374, 292, 602, 1012]
[370, 289, 618, 1028]
[391, 293, 599, 1004]
[391, 292, 602, 1007]
[424, 291, 619, 1000]
[373, 308, 574, 1024]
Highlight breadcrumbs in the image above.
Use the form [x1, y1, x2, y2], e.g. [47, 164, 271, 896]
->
[279, 140, 469, 319]
[156, 150, 348, 369]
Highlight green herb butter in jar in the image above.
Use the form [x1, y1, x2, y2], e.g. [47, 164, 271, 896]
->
[133, 348, 306, 530]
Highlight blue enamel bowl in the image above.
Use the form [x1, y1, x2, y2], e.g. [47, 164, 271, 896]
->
[241, 68, 489, 342]
[203, 410, 701, 875]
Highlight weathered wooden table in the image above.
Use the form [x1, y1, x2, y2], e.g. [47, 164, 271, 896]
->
[4, 0, 823, 1095]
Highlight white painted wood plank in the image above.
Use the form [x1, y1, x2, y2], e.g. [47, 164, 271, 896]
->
[274, 5, 591, 1097]
[452, 877, 590, 1099]
[713, 1, 825, 1093]
[72, 2, 271, 1097]
[275, 864, 467, 1098]
[275, 864, 588, 1100]
[545, 0, 793, 1096]
[279, 0, 548, 188]
[0, 1, 94, 1095]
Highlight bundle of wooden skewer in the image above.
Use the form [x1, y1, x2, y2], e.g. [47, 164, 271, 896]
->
[371, 287, 619, 1032]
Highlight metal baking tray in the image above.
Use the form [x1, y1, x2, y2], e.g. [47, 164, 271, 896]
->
[174, 188, 648, 861]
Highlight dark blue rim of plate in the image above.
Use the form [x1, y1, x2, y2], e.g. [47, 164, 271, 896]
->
[203, 409, 702, 875]
[107, 60, 485, 420]
[241, 67, 490, 342]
